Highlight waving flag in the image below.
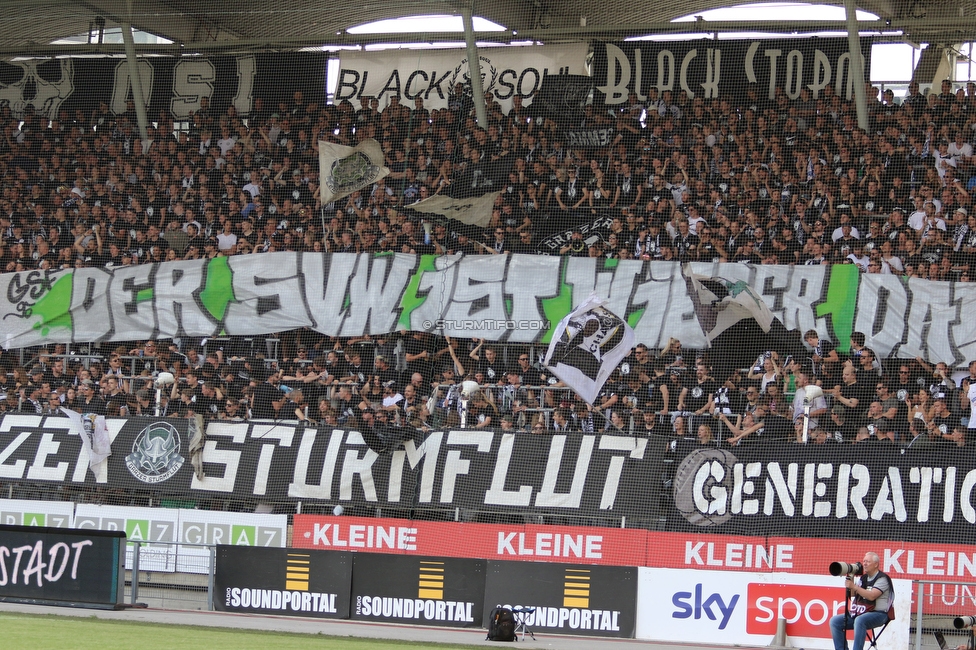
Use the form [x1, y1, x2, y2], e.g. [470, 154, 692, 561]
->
[61, 407, 112, 471]
[543, 293, 635, 404]
[319, 138, 390, 205]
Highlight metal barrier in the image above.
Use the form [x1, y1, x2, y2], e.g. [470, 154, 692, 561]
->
[126, 541, 216, 611]
[914, 580, 976, 650]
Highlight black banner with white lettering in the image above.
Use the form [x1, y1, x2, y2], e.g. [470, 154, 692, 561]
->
[536, 213, 613, 254]
[351, 554, 485, 627]
[214, 546, 351, 618]
[0, 416, 661, 520]
[563, 127, 616, 149]
[0, 525, 124, 607]
[484, 561, 636, 637]
[668, 441, 976, 543]
[0, 53, 327, 120]
[592, 38, 871, 105]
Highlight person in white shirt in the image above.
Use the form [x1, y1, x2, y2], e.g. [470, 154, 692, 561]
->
[217, 127, 237, 156]
[832, 220, 861, 242]
[846, 241, 870, 271]
[909, 201, 943, 233]
[948, 131, 973, 167]
[935, 140, 957, 180]
[216, 220, 238, 252]
[791, 371, 828, 429]
[242, 171, 263, 200]
[686, 204, 707, 235]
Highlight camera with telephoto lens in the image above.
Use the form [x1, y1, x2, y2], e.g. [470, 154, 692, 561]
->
[955, 615, 976, 629]
[829, 561, 864, 577]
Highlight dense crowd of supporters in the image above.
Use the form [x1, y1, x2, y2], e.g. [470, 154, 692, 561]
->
[2, 326, 974, 453]
[3, 80, 976, 275]
[2, 79, 976, 449]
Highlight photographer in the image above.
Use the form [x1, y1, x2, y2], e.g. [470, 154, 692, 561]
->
[829, 552, 893, 650]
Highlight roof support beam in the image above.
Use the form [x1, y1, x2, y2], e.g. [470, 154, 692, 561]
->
[76, 0, 241, 44]
[7, 16, 976, 58]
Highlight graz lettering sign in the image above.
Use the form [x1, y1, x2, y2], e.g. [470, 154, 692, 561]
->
[2, 253, 974, 367]
[0, 416, 660, 517]
[593, 39, 871, 104]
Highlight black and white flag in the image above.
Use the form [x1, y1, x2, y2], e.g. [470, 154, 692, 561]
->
[319, 139, 390, 205]
[685, 266, 774, 342]
[61, 407, 112, 472]
[406, 191, 501, 228]
[543, 294, 635, 404]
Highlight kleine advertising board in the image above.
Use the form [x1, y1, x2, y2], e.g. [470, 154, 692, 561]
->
[635, 567, 911, 649]
[292, 515, 646, 566]
[294, 514, 976, 616]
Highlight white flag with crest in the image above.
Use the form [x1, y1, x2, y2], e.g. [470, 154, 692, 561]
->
[319, 139, 391, 205]
[543, 293, 635, 405]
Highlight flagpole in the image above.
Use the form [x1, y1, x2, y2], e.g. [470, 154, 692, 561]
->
[461, 3, 488, 129]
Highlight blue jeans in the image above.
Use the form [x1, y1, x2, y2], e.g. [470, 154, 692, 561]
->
[830, 610, 889, 650]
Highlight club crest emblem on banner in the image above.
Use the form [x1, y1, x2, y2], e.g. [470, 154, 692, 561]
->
[326, 152, 382, 195]
[126, 421, 185, 484]
[449, 55, 498, 95]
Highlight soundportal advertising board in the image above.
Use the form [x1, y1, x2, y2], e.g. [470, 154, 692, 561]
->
[214, 546, 352, 618]
[483, 561, 637, 638]
[350, 554, 485, 628]
[635, 567, 911, 648]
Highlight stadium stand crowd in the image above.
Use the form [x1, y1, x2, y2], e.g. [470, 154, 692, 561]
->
[2, 80, 976, 450]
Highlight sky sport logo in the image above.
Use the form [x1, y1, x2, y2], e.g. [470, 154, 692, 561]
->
[424, 318, 550, 331]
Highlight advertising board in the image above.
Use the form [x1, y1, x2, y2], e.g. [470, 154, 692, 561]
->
[74, 504, 286, 573]
[214, 546, 351, 618]
[484, 561, 636, 637]
[350, 554, 485, 627]
[0, 524, 125, 607]
[635, 568, 911, 649]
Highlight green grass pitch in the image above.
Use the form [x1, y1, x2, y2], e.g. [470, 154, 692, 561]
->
[0, 612, 483, 649]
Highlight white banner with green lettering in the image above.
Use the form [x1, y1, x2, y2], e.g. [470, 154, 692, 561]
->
[1, 253, 972, 365]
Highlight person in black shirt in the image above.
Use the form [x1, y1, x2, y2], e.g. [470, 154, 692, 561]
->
[826, 405, 858, 443]
[251, 369, 284, 419]
[672, 218, 699, 262]
[732, 238, 763, 264]
[559, 229, 587, 257]
[830, 364, 869, 419]
[927, 398, 956, 439]
[191, 382, 223, 420]
[76, 380, 106, 415]
[514, 352, 545, 387]
[404, 332, 435, 384]
[681, 363, 717, 416]
[468, 340, 505, 386]
[663, 367, 688, 414]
